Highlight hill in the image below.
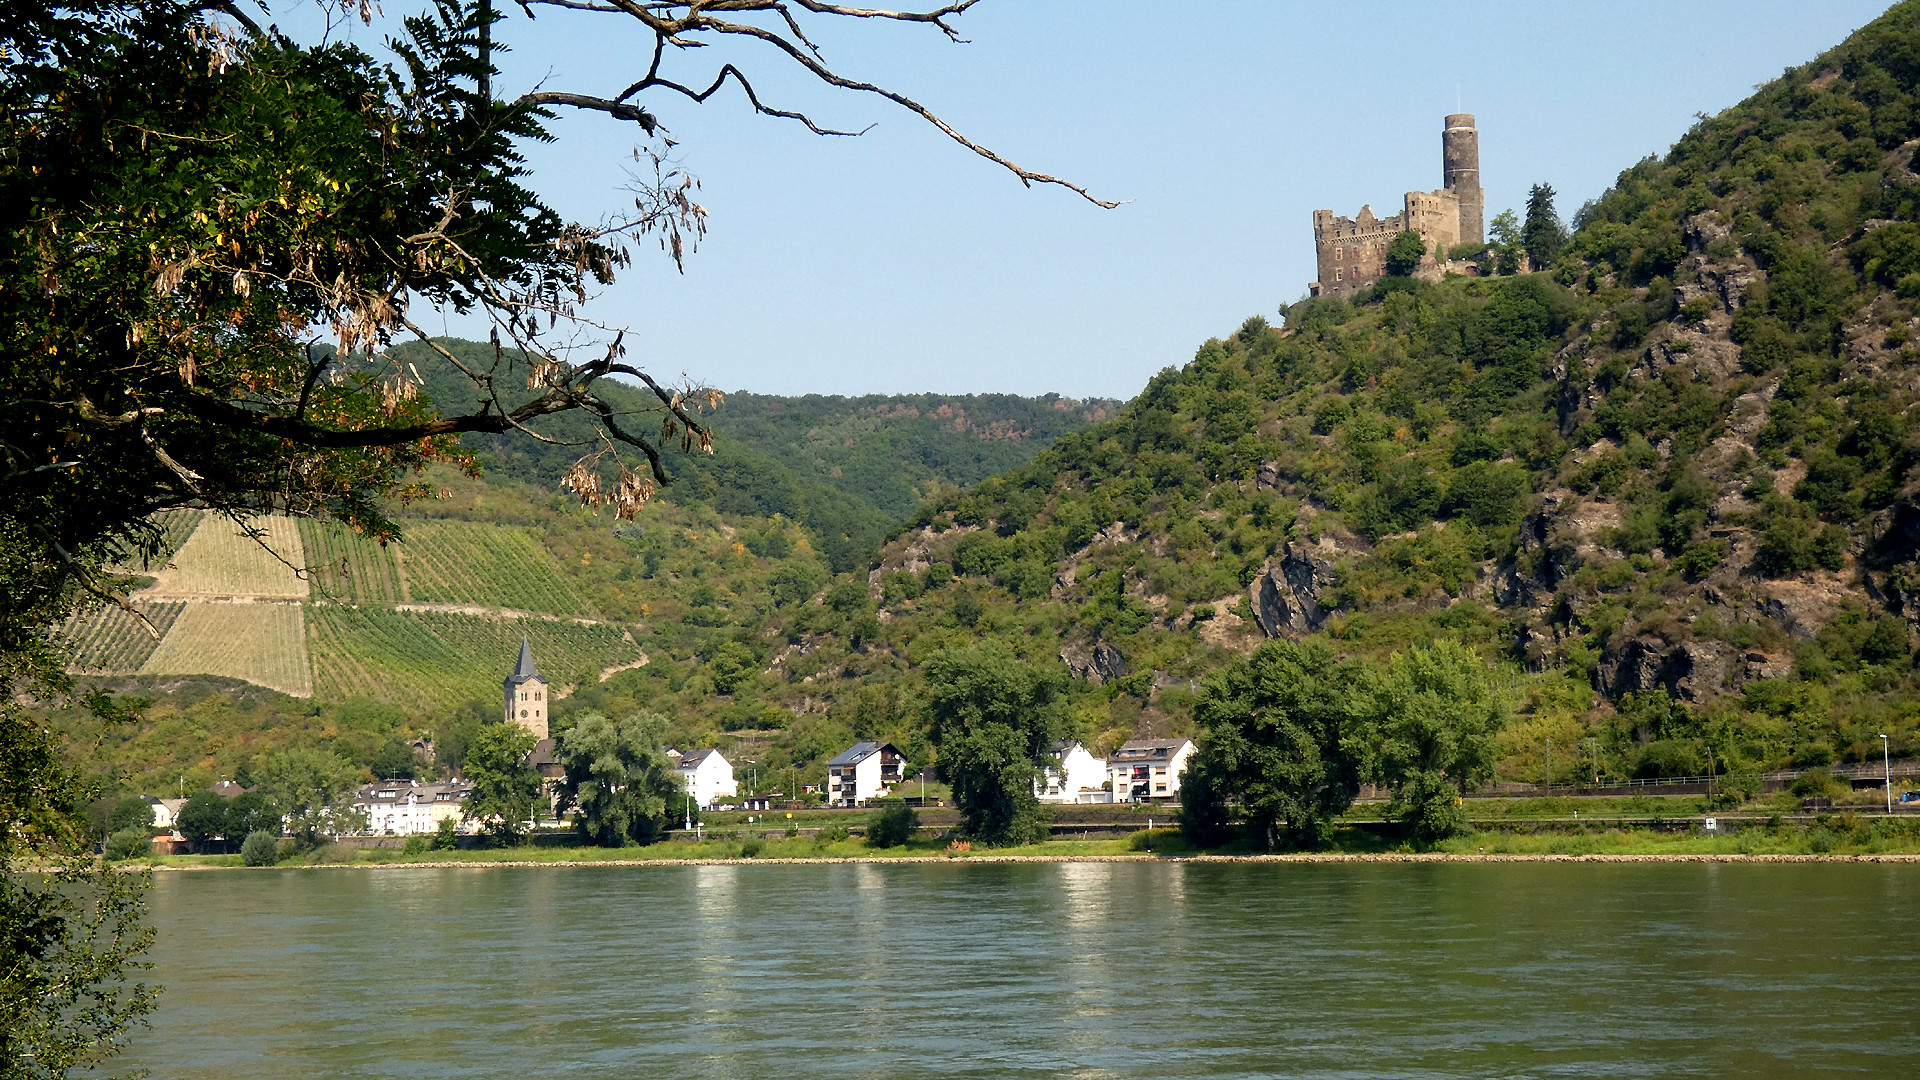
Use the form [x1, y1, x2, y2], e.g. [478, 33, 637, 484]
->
[394, 339, 1115, 572]
[51, 3, 1920, 801]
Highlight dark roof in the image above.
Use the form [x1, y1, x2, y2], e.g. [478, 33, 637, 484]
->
[208, 781, 250, 799]
[528, 737, 558, 767]
[676, 748, 726, 770]
[1110, 738, 1192, 763]
[504, 636, 545, 686]
[828, 741, 898, 767]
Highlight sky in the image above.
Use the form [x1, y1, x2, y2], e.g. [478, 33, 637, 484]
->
[280, 0, 1894, 400]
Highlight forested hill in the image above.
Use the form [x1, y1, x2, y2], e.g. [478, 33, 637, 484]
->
[784, 0, 1920, 780]
[392, 338, 1114, 571]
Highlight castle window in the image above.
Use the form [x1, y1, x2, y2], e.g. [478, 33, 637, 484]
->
[1334, 268, 1343, 281]
[1334, 248, 1342, 261]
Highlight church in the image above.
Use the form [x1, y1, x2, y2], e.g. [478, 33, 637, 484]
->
[503, 636, 549, 739]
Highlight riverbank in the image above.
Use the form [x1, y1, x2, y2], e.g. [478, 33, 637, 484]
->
[135, 818, 1920, 869]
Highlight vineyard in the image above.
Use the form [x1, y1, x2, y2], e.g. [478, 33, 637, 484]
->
[395, 520, 590, 615]
[145, 514, 308, 598]
[59, 601, 186, 672]
[297, 519, 406, 604]
[138, 602, 313, 697]
[306, 605, 640, 711]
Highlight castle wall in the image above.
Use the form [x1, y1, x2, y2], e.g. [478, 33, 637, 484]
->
[1308, 114, 1484, 297]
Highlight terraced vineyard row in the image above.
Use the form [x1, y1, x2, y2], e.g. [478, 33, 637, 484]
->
[398, 520, 590, 615]
[60, 602, 187, 672]
[297, 519, 406, 604]
[146, 514, 307, 597]
[138, 602, 313, 696]
[307, 605, 638, 711]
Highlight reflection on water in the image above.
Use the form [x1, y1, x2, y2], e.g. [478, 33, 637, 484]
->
[127, 862, 1920, 1079]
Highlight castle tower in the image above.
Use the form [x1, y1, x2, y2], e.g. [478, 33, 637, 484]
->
[1442, 113, 1483, 245]
[503, 636, 549, 740]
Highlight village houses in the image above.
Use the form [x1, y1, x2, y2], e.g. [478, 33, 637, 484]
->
[354, 779, 474, 836]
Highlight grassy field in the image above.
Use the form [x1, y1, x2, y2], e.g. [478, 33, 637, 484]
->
[297, 519, 406, 604]
[398, 520, 590, 614]
[145, 514, 307, 598]
[60, 601, 186, 672]
[307, 605, 640, 708]
[138, 602, 312, 696]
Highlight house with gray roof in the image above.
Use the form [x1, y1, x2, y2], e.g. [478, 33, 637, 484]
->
[1108, 738, 1195, 804]
[826, 741, 906, 807]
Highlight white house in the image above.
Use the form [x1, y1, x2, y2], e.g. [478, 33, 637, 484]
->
[1108, 738, 1195, 803]
[355, 780, 473, 836]
[826, 741, 906, 807]
[143, 796, 186, 829]
[1038, 740, 1109, 804]
[676, 749, 737, 810]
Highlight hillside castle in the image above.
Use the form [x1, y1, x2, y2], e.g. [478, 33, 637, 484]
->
[1309, 114, 1483, 297]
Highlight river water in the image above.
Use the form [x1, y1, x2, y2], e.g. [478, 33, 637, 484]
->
[125, 861, 1917, 1078]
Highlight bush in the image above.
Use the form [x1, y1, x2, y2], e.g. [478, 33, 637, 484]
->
[739, 837, 765, 858]
[431, 818, 459, 850]
[103, 827, 151, 861]
[1126, 827, 1183, 852]
[402, 835, 427, 857]
[240, 830, 280, 867]
[817, 824, 850, 843]
[866, 800, 920, 848]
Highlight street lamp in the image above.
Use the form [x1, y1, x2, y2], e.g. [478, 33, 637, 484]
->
[1881, 734, 1892, 813]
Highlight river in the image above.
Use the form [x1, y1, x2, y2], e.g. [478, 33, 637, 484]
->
[125, 861, 1918, 1078]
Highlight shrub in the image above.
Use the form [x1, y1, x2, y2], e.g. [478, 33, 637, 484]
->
[866, 800, 920, 848]
[241, 830, 280, 867]
[739, 837, 765, 858]
[817, 824, 850, 843]
[1127, 827, 1183, 852]
[103, 827, 151, 861]
[402, 835, 427, 857]
[431, 818, 459, 850]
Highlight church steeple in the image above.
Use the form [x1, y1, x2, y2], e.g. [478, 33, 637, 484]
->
[503, 636, 550, 740]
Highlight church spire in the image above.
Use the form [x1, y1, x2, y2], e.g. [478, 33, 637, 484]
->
[513, 636, 539, 680]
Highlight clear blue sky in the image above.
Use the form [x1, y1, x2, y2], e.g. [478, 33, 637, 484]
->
[284, 0, 1892, 399]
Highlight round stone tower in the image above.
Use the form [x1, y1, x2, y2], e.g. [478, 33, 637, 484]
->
[1442, 113, 1483, 245]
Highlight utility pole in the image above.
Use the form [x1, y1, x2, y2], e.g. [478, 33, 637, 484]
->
[1882, 734, 1892, 813]
[1544, 739, 1551, 793]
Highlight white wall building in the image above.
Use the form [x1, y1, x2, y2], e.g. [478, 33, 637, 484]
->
[355, 780, 472, 835]
[1108, 739, 1195, 803]
[143, 796, 185, 829]
[676, 749, 737, 810]
[1038, 740, 1109, 804]
[826, 741, 906, 807]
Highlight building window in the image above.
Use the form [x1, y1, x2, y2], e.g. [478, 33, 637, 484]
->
[1334, 247, 1342, 261]
[1335, 268, 1343, 281]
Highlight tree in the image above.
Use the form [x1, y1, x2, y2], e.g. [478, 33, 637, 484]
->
[1367, 640, 1505, 844]
[923, 641, 1069, 845]
[554, 711, 680, 847]
[1521, 183, 1567, 269]
[1488, 209, 1523, 274]
[174, 790, 231, 850]
[1385, 232, 1428, 277]
[223, 790, 281, 841]
[107, 796, 154, 835]
[253, 749, 364, 849]
[462, 723, 541, 845]
[370, 740, 419, 781]
[1180, 640, 1368, 850]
